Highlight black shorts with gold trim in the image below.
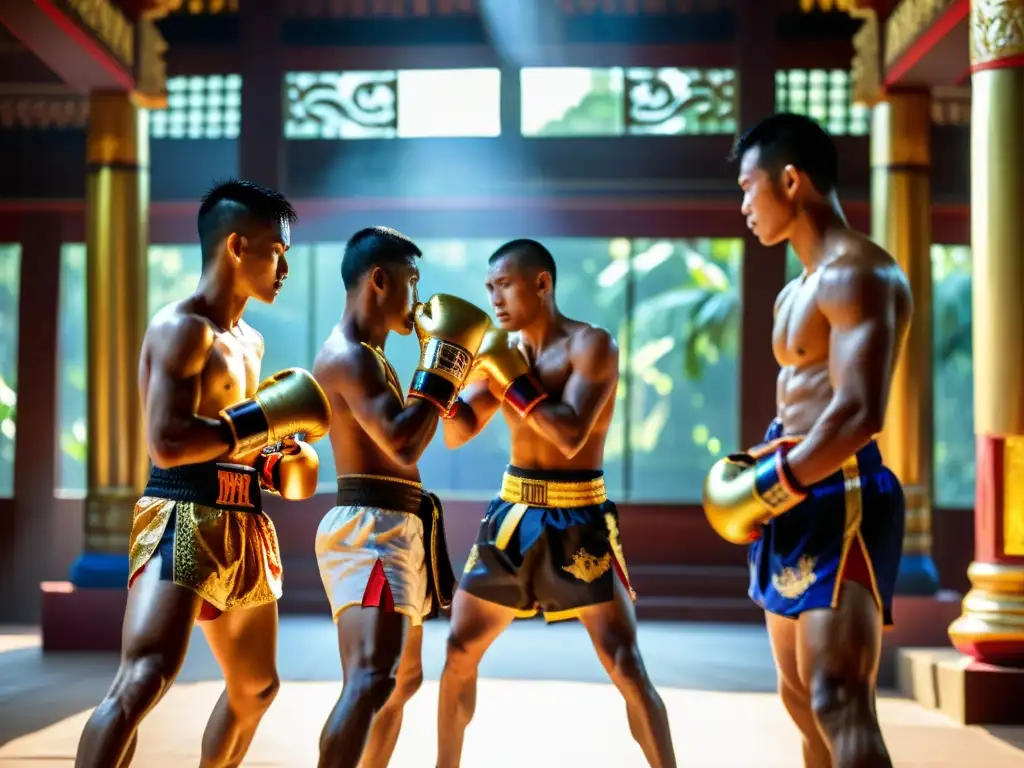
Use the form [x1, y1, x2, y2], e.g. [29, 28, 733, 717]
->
[459, 466, 634, 623]
[128, 462, 283, 621]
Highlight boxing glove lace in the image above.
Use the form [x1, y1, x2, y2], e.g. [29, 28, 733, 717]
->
[220, 368, 332, 459]
[408, 294, 492, 414]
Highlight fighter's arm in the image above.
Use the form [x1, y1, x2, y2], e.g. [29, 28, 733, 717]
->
[442, 379, 502, 449]
[320, 345, 440, 467]
[145, 314, 230, 468]
[526, 328, 618, 459]
[784, 259, 910, 487]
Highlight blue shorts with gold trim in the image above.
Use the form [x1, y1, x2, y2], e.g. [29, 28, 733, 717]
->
[747, 420, 905, 627]
[459, 466, 634, 623]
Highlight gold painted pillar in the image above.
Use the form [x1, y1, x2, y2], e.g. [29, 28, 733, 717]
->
[69, 90, 150, 588]
[871, 89, 941, 595]
[948, 0, 1024, 666]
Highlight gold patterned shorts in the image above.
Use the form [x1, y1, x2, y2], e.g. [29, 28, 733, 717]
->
[459, 467, 634, 623]
[128, 462, 282, 621]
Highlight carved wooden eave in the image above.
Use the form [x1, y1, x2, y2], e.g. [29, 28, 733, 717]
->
[0, 0, 169, 107]
[882, 0, 968, 87]
[0, 84, 90, 129]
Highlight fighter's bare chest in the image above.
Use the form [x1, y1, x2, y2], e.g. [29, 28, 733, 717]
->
[204, 333, 261, 399]
[772, 279, 830, 367]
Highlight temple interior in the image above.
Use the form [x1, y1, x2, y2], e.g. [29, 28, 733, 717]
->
[0, 0, 1022, 765]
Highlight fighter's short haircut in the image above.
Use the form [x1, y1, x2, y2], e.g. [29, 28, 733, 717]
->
[488, 238, 557, 288]
[729, 112, 839, 195]
[197, 179, 297, 268]
[341, 227, 422, 290]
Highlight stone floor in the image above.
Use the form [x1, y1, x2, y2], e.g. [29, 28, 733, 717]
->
[0, 618, 1022, 766]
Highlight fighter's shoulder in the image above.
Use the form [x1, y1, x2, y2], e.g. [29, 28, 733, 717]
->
[817, 233, 910, 315]
[146, 301, 216, 360]
[568, 322, 617, 364]
[313, 334, 380, 385]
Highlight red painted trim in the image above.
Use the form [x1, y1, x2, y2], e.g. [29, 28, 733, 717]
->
[971, 53, 1024, 74]
[884, 0, 969, 86]
[33, 0, 134, 91]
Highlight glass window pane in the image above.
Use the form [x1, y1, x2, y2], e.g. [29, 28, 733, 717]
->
[628, 238, 742, 501]
[58, 244, 87, 492]
[520, 67, 625, 137]
[0, 244, 20, 497]
[396, 68, 501, 138]
[152, 74, 243, 140]
[285, 71, 398, 139]
[932, 244, 974, 507]
[624, 68, 736, 136]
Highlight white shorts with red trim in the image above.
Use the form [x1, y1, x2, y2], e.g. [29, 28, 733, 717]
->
[314, 505, 432, 626]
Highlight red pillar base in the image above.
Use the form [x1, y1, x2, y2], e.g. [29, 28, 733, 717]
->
[41, 581, 126, 653]
[898, 647, 1024, 724]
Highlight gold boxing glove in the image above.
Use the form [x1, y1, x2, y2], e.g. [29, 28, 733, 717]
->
[255, 436, 320, 500]
[702, 448, 806, 545]
[473, 327, 548, 417]
[220, 368, 332, 459]
[408, 294, 492, 414]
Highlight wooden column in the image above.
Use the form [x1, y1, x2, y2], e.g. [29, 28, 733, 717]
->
[871, 89, 941, 595]
[0, 213, 63, 621]
[239, 0, 285, 189]
[735, 2, 786, 448]
[68, 90, 150, 588]
[948, 0, 1024, 666]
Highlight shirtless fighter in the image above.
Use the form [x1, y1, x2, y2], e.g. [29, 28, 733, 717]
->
[437, 239, 677, 768]
[703, 114, 911, 767]
[312, 227, 491, 768]
[75, 179, 332, 768]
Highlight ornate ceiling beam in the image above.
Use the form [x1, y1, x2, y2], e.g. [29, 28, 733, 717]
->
[882, 0, 969, 87]
[0, 0, 168, 106]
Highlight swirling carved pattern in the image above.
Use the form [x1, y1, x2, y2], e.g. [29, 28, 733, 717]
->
[625, 69, 735, 135]
[971, 0, 1024, 67]
[0, 97, 89, 129]
[286, 73, 398, 138]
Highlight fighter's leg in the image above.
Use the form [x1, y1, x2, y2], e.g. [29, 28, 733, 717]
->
[799, 581, 891, 768]
[357, 623, 424, 768]
[198, 600, 281, 768]
[436, 589, 517, 768]
[319, 606, 408, 768]
[577, 576, 676, 768]
[765, 611, 831, 768]
[75, 557, 202, 768]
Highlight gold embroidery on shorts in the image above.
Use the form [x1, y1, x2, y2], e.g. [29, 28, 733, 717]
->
[772, 555, 818, 600]
[216, 469, 254, 508]
[562, 549, 612, 583]
[463, 544, 480, 574]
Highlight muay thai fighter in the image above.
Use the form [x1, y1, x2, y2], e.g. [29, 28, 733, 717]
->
[703, 113, 911, 768]
[436, 239, 677, 768]
[311, 228, 491, 768]
[75, 180, 332, 768]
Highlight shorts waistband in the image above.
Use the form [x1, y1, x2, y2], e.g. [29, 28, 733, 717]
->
[145, 462, 262, 513]
[759, 419, 885, 481]
[335, 474, 423, 515]
[499, 465, 607, 508]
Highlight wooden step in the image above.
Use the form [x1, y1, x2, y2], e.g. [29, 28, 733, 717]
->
[628, 564, 750, 599]
[635, 596, 764, 623]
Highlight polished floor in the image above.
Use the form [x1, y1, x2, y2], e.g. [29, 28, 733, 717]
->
[1, 618, 1022, 766]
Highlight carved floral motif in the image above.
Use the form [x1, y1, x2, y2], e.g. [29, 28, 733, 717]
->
[971, 0, 1024, 67]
